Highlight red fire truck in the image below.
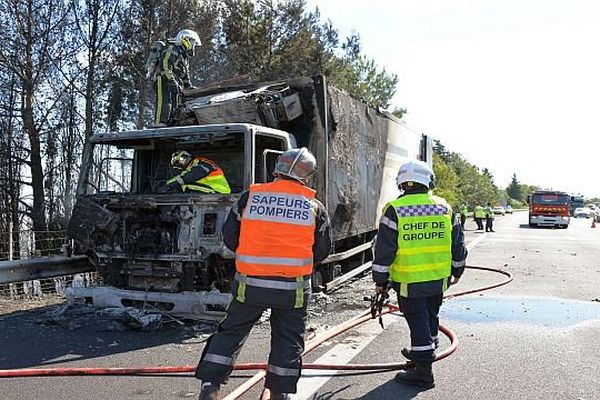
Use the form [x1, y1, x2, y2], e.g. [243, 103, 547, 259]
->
[527, 190, 571, 228]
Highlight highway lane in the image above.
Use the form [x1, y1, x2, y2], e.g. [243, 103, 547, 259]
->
[1, 211, 599, 399]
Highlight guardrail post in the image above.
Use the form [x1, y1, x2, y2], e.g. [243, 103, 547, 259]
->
[8, 220, 13, 261]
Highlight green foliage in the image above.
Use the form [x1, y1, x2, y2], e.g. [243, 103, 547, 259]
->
[433, 140, 499, 209]
[328, 55, 398, 109]
[432, 153, 459, 208]
[506, 173, 523, 202]
[391, 107, 407, 119]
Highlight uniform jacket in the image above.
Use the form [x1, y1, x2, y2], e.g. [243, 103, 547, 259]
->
[166, 156, 230, 193]
[372, 189, 468, 298]
[159, 43, 192, 89]
[222, 180, 332, 308]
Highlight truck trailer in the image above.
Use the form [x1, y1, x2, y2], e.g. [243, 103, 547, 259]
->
[66, 75, 432, 318]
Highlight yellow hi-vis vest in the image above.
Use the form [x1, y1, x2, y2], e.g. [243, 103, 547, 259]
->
[474, 205, 486, 218]
[388, 193, 453, 284]
[169, 157, 231, 194]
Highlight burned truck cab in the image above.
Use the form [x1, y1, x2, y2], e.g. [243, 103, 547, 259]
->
[68, 124, 294, 294]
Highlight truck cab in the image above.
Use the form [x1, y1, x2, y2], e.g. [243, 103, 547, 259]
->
[68, 124, 294, 293]
[527, 190, 570, 228]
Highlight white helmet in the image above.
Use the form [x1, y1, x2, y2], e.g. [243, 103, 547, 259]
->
[273, 147, 317, 183]
[175, 29, 201, 55]
[396, 160, 435, 189]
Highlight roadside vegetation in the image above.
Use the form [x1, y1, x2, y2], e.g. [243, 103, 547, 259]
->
[433, 140, 536, 210]
[0, 0, 397, 247]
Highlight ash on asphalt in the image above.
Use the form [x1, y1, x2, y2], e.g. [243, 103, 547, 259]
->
[441, 295, 600, 327]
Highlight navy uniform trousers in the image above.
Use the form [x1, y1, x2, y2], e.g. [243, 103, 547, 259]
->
[196, 298, 307, 393]
[398, 293, 443, 362]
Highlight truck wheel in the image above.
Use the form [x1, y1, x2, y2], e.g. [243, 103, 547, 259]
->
[529, 222, 537, 228]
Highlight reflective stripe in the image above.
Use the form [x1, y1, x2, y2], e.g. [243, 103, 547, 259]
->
[175, 176, 185, 185]
[452, 260, 465, 268]
[267, 364, 300, 377]
[155, 76, 163, 125]
[380, 216, 398, 231]
[372, 264, 390, 273]
[397, 245, 450, 256]
[411, 344, 436, 351]
[236, 280, 246, 303]
[204, 353, 234, 366]
[294, 276, 304, 308]
[184, 184, 216, 193]
[399, 282, 408, 297]
[235, 273, 309, 290]
[162, 45, 174, 80]
[431, 335, 438, 341]
[237, 254, 312, 267]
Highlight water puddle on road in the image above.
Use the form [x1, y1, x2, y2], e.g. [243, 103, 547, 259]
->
[441, 296, 600, 327]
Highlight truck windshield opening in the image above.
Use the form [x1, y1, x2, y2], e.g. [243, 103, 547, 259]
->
[532, 194, 570, 205]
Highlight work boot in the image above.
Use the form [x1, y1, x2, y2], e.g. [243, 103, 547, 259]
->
[395, 363, 435, 388]
[199, 382, 221, 400]
[401, 347, 436, 362]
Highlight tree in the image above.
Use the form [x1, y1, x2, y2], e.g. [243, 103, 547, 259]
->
[506, 173, 522, 201]
[391, 107, 407, 119]
[432, 153, 459, 208]
[0, 0, 70, 250]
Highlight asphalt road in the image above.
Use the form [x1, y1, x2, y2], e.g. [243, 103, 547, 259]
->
[1, 211, 599, 400]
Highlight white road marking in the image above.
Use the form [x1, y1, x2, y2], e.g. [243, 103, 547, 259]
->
[293, 314, 400, 400]
[466, 232, 487, 251]
[293, 231, 485, 399]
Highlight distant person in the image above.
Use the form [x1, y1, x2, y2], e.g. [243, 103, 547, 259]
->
[484, 202, 495, 232]
[459, 204, 468, 229]
[162, 150, 230, 194]
[372, 160, 467, 388]
[149, 29, 201, 127]
[474, 204, 485, 230]
[195, 148, 332, 400]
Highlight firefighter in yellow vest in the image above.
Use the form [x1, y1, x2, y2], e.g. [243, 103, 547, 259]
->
[153, 29, 200, 126]
[195, 148, 332, 400]
[163, 150, 231, 194]
[484, 202, 495, 232]
[372, 160, 467, 388]
[474, 204, 486, 230]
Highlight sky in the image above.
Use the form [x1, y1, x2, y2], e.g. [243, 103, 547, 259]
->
[306, 0, 600, 198]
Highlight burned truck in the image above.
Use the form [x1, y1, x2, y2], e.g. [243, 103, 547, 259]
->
[67, 75, 431, 315]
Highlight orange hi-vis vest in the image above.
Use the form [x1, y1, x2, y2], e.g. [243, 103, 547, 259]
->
[236, 180, 316, 278]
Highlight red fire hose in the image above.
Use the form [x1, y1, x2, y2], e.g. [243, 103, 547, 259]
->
[0, 265, 512, 398]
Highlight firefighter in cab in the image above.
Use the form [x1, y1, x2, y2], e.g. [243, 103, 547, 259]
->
[162, 150, 230, 194]
[372, 160, 468, 389]
[195, 148, 332, 400]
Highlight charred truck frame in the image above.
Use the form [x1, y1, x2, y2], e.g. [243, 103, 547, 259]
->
[67, 76, 432, 318]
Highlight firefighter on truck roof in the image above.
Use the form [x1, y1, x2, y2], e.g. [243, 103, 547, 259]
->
[372, 160, 468, 388]
[195, 147, 332, 400]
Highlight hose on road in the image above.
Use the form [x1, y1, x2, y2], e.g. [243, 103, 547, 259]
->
[0, 264, 512, 398]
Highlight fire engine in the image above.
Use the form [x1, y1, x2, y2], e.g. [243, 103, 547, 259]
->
[527, 190, 570, 228]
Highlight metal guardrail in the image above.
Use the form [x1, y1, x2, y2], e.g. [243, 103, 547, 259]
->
[0, 256, 93, 285]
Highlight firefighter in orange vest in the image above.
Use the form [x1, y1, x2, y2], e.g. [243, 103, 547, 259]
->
[162, 150, 231, 194]
[195, 148, 332, 400]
